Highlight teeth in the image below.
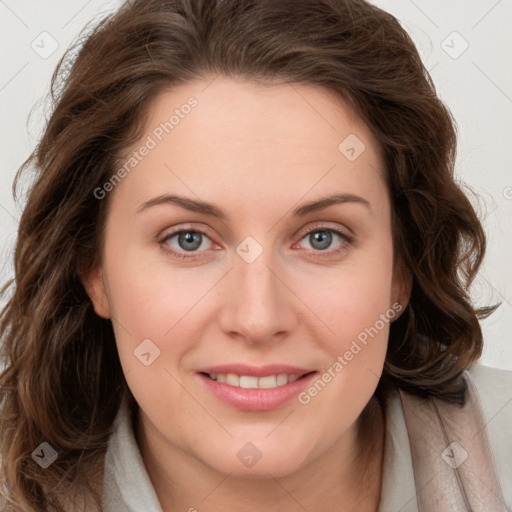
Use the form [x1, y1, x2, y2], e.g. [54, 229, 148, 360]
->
[207, 372, 304, 389]
[225, 373, 239, 386]
[258, 375, 277, 388]
[276, 374, 288, 386]
[239, 376, 258, 389]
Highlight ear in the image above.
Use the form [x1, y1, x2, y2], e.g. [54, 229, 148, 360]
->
[391, 260, 412, 319]
[79, 264, 111, 319]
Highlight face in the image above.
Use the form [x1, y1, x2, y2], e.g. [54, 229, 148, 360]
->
[85, 75, 409, 479]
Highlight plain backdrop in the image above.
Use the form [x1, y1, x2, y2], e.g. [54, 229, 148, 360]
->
[1, 0, 511, 370]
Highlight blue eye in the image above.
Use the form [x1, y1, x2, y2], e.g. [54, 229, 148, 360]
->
[304, 230, 334, 250]
[161, 230, 212, 258]
[298, 227, 352, 257]
[174, 231, 204, 251]
[159, 225, 353, 260]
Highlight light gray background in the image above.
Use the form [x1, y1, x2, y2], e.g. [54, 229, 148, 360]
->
[1, 0, 511, 370]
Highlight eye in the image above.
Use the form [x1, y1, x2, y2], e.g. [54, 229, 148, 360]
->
[159, 224, 353, 260]
[160, 229, 216, 259]
[296, 225, 353, 258]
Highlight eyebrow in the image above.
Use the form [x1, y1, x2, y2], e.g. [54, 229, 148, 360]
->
[136, 193, 371, 219]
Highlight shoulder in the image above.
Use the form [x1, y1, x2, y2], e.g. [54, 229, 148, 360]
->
[469, 362, 512, 393]
[467, 363, 512, 506]
[467, 363, 512, 428]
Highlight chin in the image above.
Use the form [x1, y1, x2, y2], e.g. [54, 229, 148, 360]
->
[198, 440, 311, 479]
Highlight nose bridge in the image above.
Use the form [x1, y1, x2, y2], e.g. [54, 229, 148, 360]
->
[238, 249, 277, 305]
[218, 239, 294, 342]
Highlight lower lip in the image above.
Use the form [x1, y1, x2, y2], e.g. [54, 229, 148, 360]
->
[197, 372, 317, 411]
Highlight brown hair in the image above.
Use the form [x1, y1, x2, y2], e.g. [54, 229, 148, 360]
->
[0, 0, 495, 509]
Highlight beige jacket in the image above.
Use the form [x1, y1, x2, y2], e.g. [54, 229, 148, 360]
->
[102, 364, 512, 511]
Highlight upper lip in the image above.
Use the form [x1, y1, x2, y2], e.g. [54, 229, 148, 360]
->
[197, 364, 315, 377]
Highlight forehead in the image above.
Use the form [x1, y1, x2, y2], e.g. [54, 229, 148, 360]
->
[111, 76, 387, 215]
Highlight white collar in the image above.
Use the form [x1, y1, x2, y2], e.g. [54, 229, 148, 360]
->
[102, 394, 163, 512]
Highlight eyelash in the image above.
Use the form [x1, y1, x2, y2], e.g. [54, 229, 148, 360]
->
[159, 224, 354, 260]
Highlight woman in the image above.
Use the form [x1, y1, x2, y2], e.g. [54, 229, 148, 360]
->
[1, 0, 510, 511]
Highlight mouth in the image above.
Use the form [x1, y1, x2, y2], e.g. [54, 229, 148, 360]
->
[200, 371, 315, 389]
[196, 365, 318, 411]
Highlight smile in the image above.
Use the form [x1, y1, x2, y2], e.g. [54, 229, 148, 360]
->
[205, 373, 304, 389]
[196, 366, 318, 411]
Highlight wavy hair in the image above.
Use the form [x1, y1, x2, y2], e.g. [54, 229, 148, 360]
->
[0, 0, 495, 509]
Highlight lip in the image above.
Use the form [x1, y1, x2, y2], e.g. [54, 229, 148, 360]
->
[197, 363, 314, 377]
[196, 364, 317, 411]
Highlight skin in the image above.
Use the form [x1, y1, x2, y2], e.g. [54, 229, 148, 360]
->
[84, 75, 411, 511]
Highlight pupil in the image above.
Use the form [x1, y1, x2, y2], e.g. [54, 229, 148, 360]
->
[179, 231, 201, 251]
[312, 231, 331, 250]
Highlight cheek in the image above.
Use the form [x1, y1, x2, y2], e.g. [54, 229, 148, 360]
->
[296, 268, 392, 426]
[104, 233, 188, 330]
[102, 243, 223, 375]
[108, 269, 171, 335]
[100, 240, 180, 363]
[294, 244, 394, 341]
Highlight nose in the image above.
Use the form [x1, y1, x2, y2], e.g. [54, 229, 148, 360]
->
[217, 245, 297, 347]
